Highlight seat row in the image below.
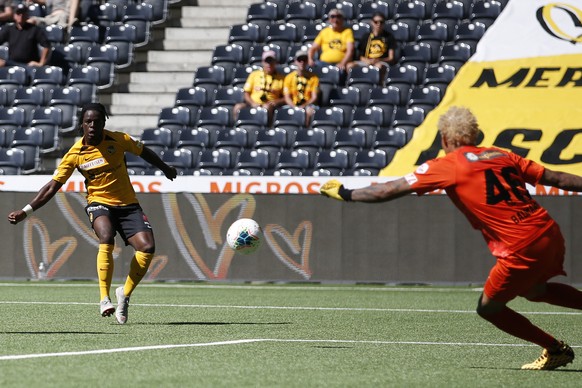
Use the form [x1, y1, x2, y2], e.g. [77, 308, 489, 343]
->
[126, 146, 394, 177]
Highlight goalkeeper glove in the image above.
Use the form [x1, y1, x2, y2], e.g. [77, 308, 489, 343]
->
[320, 179, 353, 201]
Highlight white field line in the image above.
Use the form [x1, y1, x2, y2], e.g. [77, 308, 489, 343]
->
[1, 300, 581, 315]
[6, 338, 579, 361]
[0, 282, 484, 293]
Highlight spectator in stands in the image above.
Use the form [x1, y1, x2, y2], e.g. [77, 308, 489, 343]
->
[0, 0, 14, 25]
[308, 8, 355, 73]
[0, 4, 50, 70]
[283, 50, 320, 126]
[347, 12, 396, 86]
[28, 0, 79, 29]
[233, 50, 285, 127]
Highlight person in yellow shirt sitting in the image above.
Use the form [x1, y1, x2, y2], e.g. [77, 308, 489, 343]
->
[233, 50, 285, 127]
[308, 8, 355, 73]
[283, 50, 320, 126]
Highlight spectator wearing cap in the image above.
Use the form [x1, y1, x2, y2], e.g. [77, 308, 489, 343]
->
[308, 8, 355, 73]
[347, 12, 396, 86]
[233, 50, 285, 127]
[0, 4, 50, 70]
[0, 0, 14, 25]
[283, 50, 320, 126]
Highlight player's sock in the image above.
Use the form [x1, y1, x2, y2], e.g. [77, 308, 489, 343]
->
[123, 251, 153, 297]
[97, 244, 114, 300]
[481, 306, 558, 350]
[528, 282, 582, 309]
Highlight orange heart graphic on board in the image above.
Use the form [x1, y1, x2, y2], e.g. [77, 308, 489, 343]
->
[162, 193, 256, 280]
[263, 222, 313, 279]
[23, 217, 77, 279]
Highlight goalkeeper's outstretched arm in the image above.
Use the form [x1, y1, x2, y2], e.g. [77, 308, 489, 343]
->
[320, 178, 414, 203]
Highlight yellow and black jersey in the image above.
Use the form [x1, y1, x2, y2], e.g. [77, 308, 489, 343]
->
[358, 31, 397, 60]
[53, 129, 144, 206]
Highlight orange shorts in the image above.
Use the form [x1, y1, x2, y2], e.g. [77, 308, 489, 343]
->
[483, 223, 566, 303]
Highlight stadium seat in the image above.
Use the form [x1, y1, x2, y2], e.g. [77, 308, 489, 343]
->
[196, 148, 235, 174]
[246, 2, 278, 23]
[175, 86, 210, 111]
[394, 0, 427, 24]
[385, 64, 420, 89]
[86, 45, 118, 89]
[333, 127, 369, 153]
[254, 127, 291, 154]
[350, 106, 391, 130]
[400, 42, 437, 69]
[327, 86, 361, 111]
[215, 127, 251, 154]
[358, 1, 393, 22]
[229, 23, 262, 45]
[454, 21, 487, 45]
[91, 2, 121, 27]
[311, 107, 346, 131]
[211, 44, 245, 68]
[314, 149, 350, 175]
[0, 87, 15, 107]
[322, 2, 354, 21]
[141, 127, 175, 151]
[31, 66, 65, 91]
[408, 85, 442, 113]
[265, 22, 298, 46]
[470, 0, 502, 25]
[104, 24, 137, 68]
[44, 24, 65, 45]
[417, 21, 451, 45]
[346, 66, 381, 94]
[161, 148, 195, 172]
[373, 127, 409, 150]
[234, 148, 272, 175]
[231, 65, 255, 88]
[314, 65, 342, 87]
[13, 87, 45, 123]
[235, 107, 269, 130]
[351, 149, 389, 175]
[193, 65, 228, 90]
[432, 0, 464, 31]
[392, 106, 426, 127]
[273, 107, 306, 130]
[67, 66, 99, 105]
[196, 106, 231, 130]
[122, 2, 154, 47]
[176, 127, 215, 154]
[142, 0, 168, 25]
[301, 22, 325, 44]
[213, 87, 244, 109]
[424, 63, 456, 89]
[49, 86, 82, 134]
[285, 1, 317, 32]
[247, 43, 285, 65]
[157, 106, 193, 131]
[0, 148, 25, 175]
[350, 22, 371, 45]
[439, 42, 473, 69]
[293, 127, 327, 155]
[386, 21, 414, 43]
[274, 149, 312, 175]
[368, 86, 406, 109]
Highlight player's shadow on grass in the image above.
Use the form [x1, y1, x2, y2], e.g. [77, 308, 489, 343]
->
[469, 366, 582, 373]
[138, 322, 293, 326]
[0, 331, 113, 335]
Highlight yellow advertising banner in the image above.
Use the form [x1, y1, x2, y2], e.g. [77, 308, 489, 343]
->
[381, 0, 582, 177]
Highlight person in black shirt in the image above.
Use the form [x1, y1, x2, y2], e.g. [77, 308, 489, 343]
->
[347, 12, 396, 86]
[0, 4, 50, 69]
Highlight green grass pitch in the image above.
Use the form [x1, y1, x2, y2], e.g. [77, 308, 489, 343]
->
[0, 282, 580, 387]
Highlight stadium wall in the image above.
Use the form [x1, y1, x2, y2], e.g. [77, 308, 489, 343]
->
[2, 178, 581, 284]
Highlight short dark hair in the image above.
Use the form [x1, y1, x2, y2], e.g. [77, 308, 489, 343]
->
[78, 103, 109, 134]
[372, 12, 385, 21]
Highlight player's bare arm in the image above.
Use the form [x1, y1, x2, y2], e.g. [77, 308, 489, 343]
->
[139, 146, 177, 180]
[539, 169, 582, 192]
[8, 179, 63, 224]
[320, 177, 414, 202]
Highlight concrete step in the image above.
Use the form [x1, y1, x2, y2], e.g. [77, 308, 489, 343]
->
[130, 72, 194, 85]
[111, 93, 176, 107]
[197, 0, 255, 6]
[106, 114, 159, 135]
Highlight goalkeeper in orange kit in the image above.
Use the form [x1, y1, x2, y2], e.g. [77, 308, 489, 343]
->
[321, 106, 582, 370]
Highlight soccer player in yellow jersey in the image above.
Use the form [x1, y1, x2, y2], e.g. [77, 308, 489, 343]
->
[283, 50, 319, 126]
[8, 103, 178, 324]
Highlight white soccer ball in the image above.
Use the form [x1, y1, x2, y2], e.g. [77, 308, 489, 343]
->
[226, 218, 263, 255]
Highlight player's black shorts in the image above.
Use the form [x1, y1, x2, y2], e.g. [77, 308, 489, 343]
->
[85, 202, 152, 245]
